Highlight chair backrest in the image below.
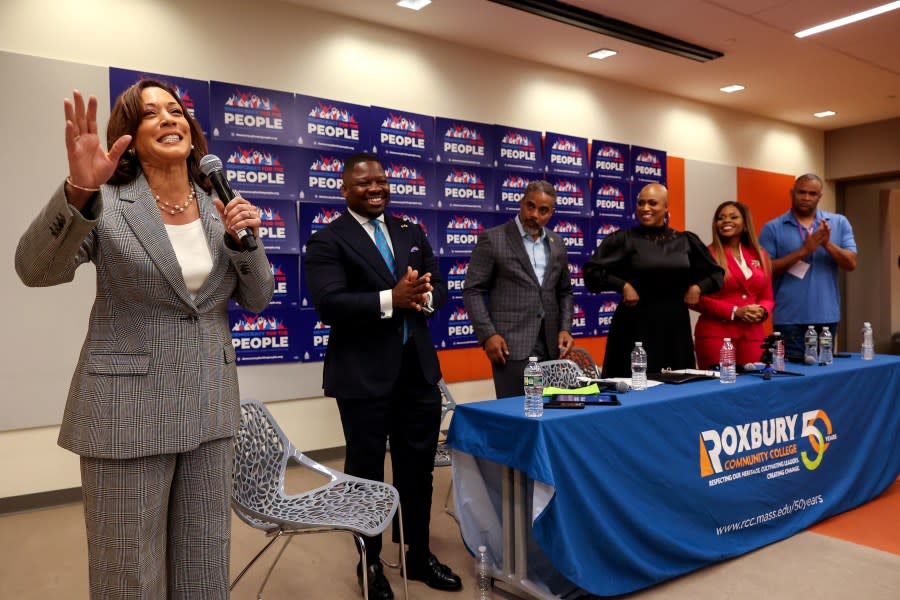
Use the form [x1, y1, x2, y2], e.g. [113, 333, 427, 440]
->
[233, 400, 289, 516]
[538, 359, 585, 388]
[568, 347, 600, 379]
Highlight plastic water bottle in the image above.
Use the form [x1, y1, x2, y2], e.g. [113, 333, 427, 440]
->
[819, 326, 833, 365]
[630, 342, 647, 391]
[861, 322, 874, 360]
[719, 338, 736, 384]
[523, 357, 544, 417]
[773, 332, 785, 371]
[476, 545, 492, 599]
[804, 326, 819, 365]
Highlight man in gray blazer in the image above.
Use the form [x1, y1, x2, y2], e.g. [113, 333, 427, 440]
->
[464, 180, 574, 398]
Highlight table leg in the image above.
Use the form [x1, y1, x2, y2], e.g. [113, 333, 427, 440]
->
[491, 466, 560, 600]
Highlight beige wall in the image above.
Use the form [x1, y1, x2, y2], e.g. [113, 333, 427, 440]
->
[0, 0, 829, 498]
[825, 118, 900, 180]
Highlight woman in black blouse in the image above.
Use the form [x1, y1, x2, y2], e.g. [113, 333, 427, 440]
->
[584, 183, 724, 377]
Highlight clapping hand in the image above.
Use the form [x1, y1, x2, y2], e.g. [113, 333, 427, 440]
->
[392, 267, 433, 311]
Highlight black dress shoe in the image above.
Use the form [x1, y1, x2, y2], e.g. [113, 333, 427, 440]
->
[357, 560, 394, 600]
[405, 551, 463, 592]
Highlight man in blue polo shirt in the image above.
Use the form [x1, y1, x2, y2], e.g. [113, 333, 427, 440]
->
[759, 173, 857, 357]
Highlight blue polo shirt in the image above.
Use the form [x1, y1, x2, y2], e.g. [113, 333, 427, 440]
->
[759, 209, 856, 325]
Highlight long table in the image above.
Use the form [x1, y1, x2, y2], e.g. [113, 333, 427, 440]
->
[446, 354, 900, 598]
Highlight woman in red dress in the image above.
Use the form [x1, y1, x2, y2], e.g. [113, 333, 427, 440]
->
[693, 201, 774, 369]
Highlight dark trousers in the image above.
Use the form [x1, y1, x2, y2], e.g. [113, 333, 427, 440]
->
[491, 323, 551, 399]
[775, 322, 838, 358]
[336, 343, 442, 561]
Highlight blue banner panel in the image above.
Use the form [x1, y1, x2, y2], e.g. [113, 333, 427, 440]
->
[592, 178, 631, 219]
[231, 253, 299, 310]
[207, 141, 299, 201]
[546, 175, 590, 217]
[492, 170, 542, 214]
[297, 308, 331, 362]
[368, 106, 435, 161]
[570, 295, 593, 338]
[383, 157, 437, 209]
[567, 256, 587, 296]
[435, 211, 494, 257]
[592, 291, 620, 336]
[591, 216, 633, 254]
[494, 125, 544, 172]
[551, 216, 590, 256]
[295, 94, 369, 152]
[435, 117, 495, 167]
[630, 145, 667, 183]
[545, 132, 589, 177]
[432, 299, 479, 349]
[296, 148, 350, 204]
[298, 202, 344, 254]
[210, 81, 296, 146]
[109, 67, 211, 137]
[254, 198, 300, 254]
[590, 140, 630, 180]
[435, 164, 493, 211]
[440, 256, 470, 300]
[387, 207, 438, 241]
[229, 308, 302, 364]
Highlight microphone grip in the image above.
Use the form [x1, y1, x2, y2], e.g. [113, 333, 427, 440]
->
[208, 171, 258, 251]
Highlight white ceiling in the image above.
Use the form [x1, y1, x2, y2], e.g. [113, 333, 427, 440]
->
[283, 0, 900, 131]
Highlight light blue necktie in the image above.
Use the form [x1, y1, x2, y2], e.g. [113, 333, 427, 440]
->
[370, 219, 396, 278]
[371, 219, 407, 342]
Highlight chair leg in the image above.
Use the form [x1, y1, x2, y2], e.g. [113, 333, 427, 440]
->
[256, 535, 295, 599]
[356, 533, 369, 600]
[443, 477, 459, 524]
[230, 530, 285, 592]
[397, 503, 408, 600]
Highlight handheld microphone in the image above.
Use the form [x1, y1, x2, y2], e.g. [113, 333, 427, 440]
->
[199, 154, 258, 251]
[576, 376, 631, 392]
[597, 379, 631, 393]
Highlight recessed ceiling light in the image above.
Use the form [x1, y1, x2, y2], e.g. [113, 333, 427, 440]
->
[396, 0, 432, 10]
[719, 84, 745, 94]
[814, 110, 836, 118]
[588, 48, 618, 60]
[795, 1, 900, 38]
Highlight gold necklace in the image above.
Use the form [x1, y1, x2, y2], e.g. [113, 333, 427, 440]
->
[154, 186, 197, 215]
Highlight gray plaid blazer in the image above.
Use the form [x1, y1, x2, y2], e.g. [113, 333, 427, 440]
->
[463, 219, 573, 361]
[15, 177, 274, 460]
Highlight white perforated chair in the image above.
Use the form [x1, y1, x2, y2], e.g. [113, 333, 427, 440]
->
[538, 358, 586, 389]
[568, 347, 601, 379]
[436, 379, 458, 521]
[231, 399, 408, 599]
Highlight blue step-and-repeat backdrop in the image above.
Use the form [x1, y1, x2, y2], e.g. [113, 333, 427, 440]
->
[110, 67, 666, 364]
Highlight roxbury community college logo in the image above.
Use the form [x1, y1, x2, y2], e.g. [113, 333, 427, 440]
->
[699, 410, 836, 486]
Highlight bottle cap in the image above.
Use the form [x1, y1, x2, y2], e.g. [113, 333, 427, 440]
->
[478, 545, 487, 553]
[724, 337, 731, 342]
[635, 341, 642, 347]
[864, 322, 871, 327]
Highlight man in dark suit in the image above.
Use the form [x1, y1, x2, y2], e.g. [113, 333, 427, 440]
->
[464, 180, 575, 398]
[304, 153, 461, 599]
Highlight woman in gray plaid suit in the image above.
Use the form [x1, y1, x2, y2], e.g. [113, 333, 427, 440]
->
[15, 81, 274, 598]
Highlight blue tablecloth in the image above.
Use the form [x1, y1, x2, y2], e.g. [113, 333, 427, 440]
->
[447, 354, 900, 596]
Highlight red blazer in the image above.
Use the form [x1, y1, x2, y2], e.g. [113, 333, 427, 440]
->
[693, 244, 774, 341]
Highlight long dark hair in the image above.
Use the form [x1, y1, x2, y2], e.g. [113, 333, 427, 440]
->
[710, 201, 769, 276]
[106, 78, 211, 193]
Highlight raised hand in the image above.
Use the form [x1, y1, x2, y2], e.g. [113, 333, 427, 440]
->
[64, 90, 131, 193]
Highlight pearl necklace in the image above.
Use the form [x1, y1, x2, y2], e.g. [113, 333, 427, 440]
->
[154, 187, 197, 215]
